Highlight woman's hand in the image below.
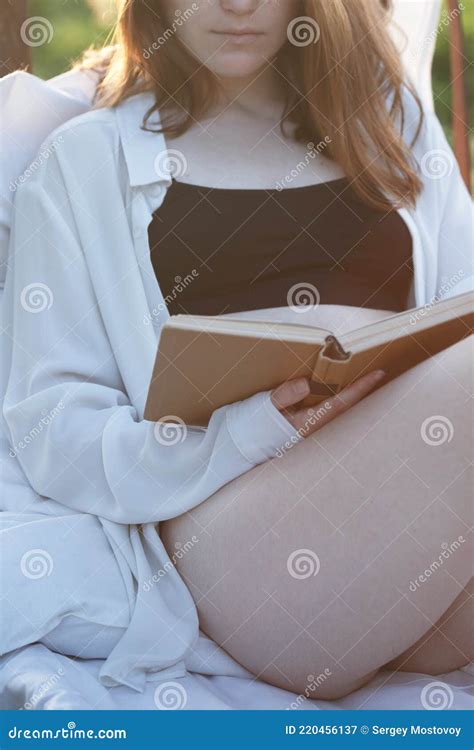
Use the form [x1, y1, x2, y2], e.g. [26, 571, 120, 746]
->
[271, 371, 386, 437]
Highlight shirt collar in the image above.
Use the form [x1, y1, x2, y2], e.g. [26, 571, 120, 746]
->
[115, 91, 171, 188]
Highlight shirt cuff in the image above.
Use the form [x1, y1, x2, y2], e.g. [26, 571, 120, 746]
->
[225, 391, 303, 466]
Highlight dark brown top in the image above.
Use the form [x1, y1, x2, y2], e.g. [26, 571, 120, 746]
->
[149, 178, 413, 315]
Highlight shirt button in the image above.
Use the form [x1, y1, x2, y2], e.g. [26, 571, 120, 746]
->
[133, 226, 142, 239]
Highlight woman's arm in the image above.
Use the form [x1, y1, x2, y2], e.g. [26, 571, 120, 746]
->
[3, 160, 301, 525]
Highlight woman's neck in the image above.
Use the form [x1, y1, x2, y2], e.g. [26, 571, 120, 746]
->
[213, 65, 286, 119]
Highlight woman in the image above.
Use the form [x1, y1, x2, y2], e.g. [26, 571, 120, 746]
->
[3, 0, 472, 700]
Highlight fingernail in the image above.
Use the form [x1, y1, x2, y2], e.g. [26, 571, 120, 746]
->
[295, 378, 310, 395]
[373, 370, 386, 381]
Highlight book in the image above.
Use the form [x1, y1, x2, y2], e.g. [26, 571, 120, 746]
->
[144, 291, 474, 427]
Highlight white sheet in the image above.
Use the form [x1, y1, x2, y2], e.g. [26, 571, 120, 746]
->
[1, 645, 472, 711]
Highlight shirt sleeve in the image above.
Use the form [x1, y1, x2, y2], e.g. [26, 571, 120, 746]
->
[3, 163, 302, 525]
[422, 111, 474, 299]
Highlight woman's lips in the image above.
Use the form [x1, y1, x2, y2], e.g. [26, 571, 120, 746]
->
[212, 30, 263, 45]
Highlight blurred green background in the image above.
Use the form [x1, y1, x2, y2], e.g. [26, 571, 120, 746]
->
[29, 0, 472, 151]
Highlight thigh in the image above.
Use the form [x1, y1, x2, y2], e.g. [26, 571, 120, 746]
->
[161, 335, 473, 700]
[387, 577, 474, 674]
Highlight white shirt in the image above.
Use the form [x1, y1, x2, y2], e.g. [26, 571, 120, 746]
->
[1, 82, 473, 691]
[1, 88, 303, 691]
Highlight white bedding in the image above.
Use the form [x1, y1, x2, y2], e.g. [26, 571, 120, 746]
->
[1, 645, 473, 711]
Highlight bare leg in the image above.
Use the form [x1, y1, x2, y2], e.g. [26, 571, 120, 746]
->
[387, 577, 473, 674]
[162, 335, 473, 700]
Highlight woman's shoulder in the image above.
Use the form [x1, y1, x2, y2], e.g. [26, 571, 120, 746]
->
[398, 84, 448, 158]
[40, 105, 120, 161]
[34, 91, 161, 190]
[18, 104, 127, 201]
[397, 84, 464, 205]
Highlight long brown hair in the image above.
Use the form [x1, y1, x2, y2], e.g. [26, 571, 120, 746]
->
[82, 0, 423, 211]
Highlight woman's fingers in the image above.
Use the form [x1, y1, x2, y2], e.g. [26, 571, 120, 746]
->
[272, 370, 386, 435]
[294, 370, 386, 435]
[271, 377, 311, 410]
[331, 369, 386, 412]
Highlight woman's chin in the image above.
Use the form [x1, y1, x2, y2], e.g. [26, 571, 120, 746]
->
[207, 54, 269, 81]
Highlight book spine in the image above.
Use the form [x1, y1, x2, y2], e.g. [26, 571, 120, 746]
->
[309, 336, 352, 397]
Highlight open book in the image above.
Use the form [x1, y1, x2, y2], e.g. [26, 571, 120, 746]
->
[144, 292, 474, 426]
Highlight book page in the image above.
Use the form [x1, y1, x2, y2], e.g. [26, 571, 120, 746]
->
[220, 305, 391, 337]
